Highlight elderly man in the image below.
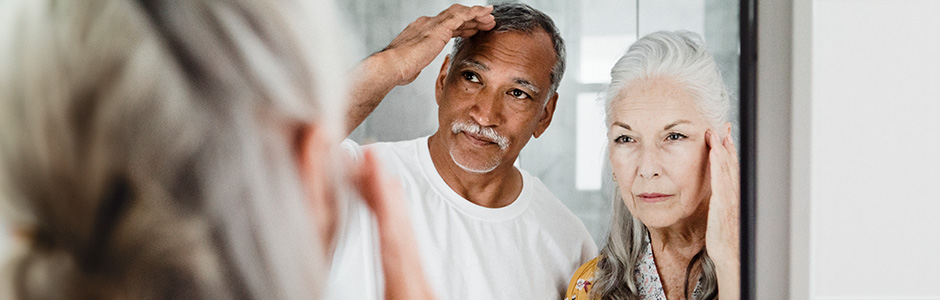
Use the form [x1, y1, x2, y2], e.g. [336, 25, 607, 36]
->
[328, 3, 596, 299]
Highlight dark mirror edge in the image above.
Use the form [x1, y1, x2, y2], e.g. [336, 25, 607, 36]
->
[739, 0, 758, 299]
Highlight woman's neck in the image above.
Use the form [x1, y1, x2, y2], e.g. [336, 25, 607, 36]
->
[647, 224, 706, 256]
[646, 211, 708, 299]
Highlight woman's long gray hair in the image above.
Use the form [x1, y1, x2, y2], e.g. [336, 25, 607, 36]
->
[590, 31, 731, 300]
[0, 0, 350, 298]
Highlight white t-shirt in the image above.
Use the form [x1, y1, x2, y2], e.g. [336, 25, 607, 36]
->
[325, 137, 597, 300]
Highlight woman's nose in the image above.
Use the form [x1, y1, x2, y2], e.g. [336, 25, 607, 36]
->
[637, 149, 662, 179]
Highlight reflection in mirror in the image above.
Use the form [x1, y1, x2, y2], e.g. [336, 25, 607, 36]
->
[342, 0, 740, 244]
[338, 0, 743, 298]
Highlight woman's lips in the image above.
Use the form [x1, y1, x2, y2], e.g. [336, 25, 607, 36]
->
[637, 193, 673, 203]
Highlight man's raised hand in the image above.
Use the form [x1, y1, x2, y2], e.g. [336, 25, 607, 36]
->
[380, 4, 495, 86]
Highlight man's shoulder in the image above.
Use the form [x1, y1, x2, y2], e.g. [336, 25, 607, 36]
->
[356, 137, 432, 187]
[344, 136, 426, 165]
[361, 137, 424, 156]
[519, 169, 592, 237]
[519, 169, 572, 214]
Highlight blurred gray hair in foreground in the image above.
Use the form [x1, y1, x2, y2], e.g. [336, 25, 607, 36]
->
[0, 0, 351, 298]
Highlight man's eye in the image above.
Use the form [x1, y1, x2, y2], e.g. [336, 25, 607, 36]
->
[614, 135, 634, 144]
[509, 89, 530, 99]
[462, 71, 480, 83]
[665, 132, 687, 141]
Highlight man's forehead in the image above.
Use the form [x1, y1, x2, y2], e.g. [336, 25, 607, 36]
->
[458, 29, 554, 58]
[452, 31, 556, 84]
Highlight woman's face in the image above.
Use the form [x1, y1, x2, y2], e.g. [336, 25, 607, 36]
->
[608, 77, 711, 229]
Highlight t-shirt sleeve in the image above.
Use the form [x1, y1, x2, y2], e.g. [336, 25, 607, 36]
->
[582, 237, 599, 264]
[341, 138, 363, 161]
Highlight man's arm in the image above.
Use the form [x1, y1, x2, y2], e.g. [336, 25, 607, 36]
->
[344, 4, 496, 136]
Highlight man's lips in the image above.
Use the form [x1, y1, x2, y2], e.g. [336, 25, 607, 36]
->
[637, 193, 673, 203]
[461, 131, 497, 146]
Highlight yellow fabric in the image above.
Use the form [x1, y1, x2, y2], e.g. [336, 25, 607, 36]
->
[564, 256, 600, 300]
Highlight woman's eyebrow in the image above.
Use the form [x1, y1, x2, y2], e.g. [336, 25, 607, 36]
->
[664, 120, 692, 130]
[613, 121, 631, 130]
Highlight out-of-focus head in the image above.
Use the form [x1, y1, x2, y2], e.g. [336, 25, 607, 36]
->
[0, 0, 350, 298]
[435, 3, 563, 174]
[605, 31, 730, 229]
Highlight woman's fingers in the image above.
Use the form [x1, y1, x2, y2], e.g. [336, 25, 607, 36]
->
[353, 149, 403, 222]
[352, 151, 436, 300]
[705, 128, 741, 269]
[707, 129, 739, 194]
[724, 135, 741, 186]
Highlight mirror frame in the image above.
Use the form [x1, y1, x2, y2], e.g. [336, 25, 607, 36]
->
[739, 0, 757, 298]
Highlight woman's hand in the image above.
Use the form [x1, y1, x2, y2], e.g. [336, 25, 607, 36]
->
[353, 149, 436, 300]
[704, 125, 741, 299]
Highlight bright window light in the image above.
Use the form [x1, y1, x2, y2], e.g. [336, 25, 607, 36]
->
[576, 92, 608, 191]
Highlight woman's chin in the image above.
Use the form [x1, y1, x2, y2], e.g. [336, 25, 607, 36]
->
[634, 211, 683, 229]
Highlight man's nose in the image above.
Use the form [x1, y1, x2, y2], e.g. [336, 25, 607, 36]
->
[468, 91, 503, 126]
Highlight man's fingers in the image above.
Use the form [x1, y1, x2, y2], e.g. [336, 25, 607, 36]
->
[474, 12, 496, 24]
[467, 4, 494, 19]
[473, 13, 496, 30]
[455, 29, 479, 38]
[438, 5, 495, 32]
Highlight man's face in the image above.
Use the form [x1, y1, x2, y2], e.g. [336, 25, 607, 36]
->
[434, 29, 558, 173]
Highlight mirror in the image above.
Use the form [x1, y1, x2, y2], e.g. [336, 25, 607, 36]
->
[340, 0, 753, 297]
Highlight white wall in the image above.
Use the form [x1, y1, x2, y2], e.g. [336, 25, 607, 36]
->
[790, 0, 940, 299]
[755, 0, 793, 298]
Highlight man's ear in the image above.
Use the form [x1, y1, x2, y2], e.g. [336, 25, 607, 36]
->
[533, 92, 559, 138]
[435, 55, 451, 106]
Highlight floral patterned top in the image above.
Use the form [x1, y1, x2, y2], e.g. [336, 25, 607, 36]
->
[564, 236, 703, 300]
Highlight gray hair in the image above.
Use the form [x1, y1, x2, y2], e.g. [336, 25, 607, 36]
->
[0, 0, 349, 298]
[450, 2, 566, 99]
[604, 31, 730, 129]
[592, 31, 730, 300]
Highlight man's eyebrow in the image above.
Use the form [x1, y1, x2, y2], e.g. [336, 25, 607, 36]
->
[458, 59, 489, 72]
[514, 78, 541, 95]
[613, 121, 631, 130]
[664, 120, 692, 130]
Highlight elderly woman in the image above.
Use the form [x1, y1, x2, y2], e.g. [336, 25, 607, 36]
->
[565, 31, 740, 300]
[0, 0, 432, 299]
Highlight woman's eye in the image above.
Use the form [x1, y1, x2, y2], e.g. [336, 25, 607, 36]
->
[614, 135, 634, 144]
[509, 89, 530, 99]
[462, 71, 480, 83]
[665, 132, 687, 141]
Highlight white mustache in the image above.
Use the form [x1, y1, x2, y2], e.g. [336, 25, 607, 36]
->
[451, 121, 509, 149]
